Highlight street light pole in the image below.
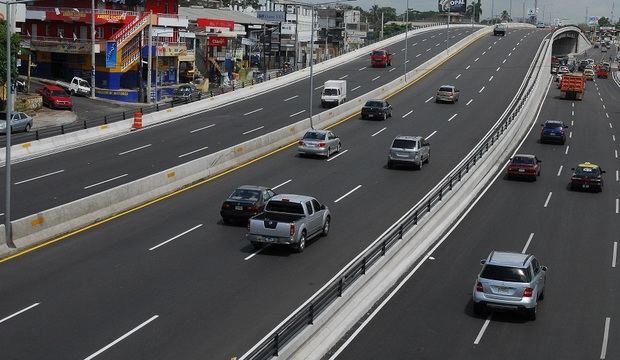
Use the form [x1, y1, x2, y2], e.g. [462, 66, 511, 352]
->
[447, 1, 451, 54]
[147, 11, 153, 103]
[309, 4, 315, 128]
[404, 0, 409, 77]
[91, 0, 96, 98]
[4, 0, 13, 247]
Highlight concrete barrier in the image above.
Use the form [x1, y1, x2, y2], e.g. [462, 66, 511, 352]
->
[1, 24, 484, 165]
[1, 24, 537, 257]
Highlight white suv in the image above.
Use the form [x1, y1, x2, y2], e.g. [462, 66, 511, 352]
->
[473, 251, 547, 320]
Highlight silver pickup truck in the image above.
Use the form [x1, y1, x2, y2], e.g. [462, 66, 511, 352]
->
[246, 194, 331, 252]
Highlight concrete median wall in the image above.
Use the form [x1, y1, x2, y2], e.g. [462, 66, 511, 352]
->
[1, 24, 540, 257]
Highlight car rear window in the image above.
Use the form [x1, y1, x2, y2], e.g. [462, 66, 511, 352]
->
[439, 87, 453, 92]
[365, 101, 383, 107]
[392, 139, 415, 149]
[266, 200, 305, 214]
[481, 265, 531, 282]
[229, 189, 260, 202]
[544, 122, 562, 129]
[372, 50, 386, 56]
[512, 156, 535, 165]
[575, 167, 600, 177]
[303, 131, 325, 140]
[323, 88, 338, 95]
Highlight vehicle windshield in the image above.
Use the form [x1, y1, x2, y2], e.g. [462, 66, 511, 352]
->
[365, 101, 383, 107]
[372, 51, 386, 56]
[323, 88, 338, 96]
[392, 139, 415, 149]
[303, 131, 325, 140]
[574, 166, 600, 177]
[51, 91, 68, 97]
[229, 189, 260, 202]
[512, 156, 535, 165]
[481, 265, 531, 282]
[544, 122, 563, 129]
[439, 87, 453, 92]
[266, 200, 305, 214]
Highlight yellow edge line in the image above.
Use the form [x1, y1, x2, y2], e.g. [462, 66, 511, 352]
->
[0, 29, 487, 264]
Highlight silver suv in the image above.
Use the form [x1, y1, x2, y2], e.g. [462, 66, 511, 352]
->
[387, 135, 430, 170]
[473, 251, 547, 320]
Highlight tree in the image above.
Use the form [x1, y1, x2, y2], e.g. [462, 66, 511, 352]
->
[0, 21, 21, 90]
[466, 0, 482, 22]
[500, 10, 511, 22]
[598, 16, 611, 27]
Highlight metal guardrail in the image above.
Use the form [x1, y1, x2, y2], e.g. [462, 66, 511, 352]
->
[240, 29, 549, 360]
[1, 23, 454, 148]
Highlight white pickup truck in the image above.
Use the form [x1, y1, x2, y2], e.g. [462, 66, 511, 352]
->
[321, 80, 347, 108]
[246, 194, 331, 253]
[56, 76, 91, 96]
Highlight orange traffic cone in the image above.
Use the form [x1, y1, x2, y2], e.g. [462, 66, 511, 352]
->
[132, 112, 143, 130]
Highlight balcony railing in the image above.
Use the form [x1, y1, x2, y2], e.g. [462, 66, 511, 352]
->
[27, 6, 139, 17]
[22, 35, 105, 54]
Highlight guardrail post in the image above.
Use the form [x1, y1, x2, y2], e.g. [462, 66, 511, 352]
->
[104, 115, 108, 124]
[449, 177, 453, 190]
[35, 130, 39, 140]
[382, 240, 386, 255]
[398, 225, 403, 239]
[83, 120, 87, 129]
[308, 304, 314, 325]
[156, 103, 159, 111]
[274, 333, 279, 356]
[413, 211, 418, 225]
[338, 278, 343, 297]
[439, 186, 443, 201]
[458, 171, 462, 182]
[122, 111, 126, 120]
[427, 199, 431, 212]
[362, 257, 367, 274]
[60, 125, 65, 134]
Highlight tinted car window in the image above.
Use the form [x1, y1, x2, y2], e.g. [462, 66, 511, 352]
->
[439, 86, 454, 92]
[311, 199, 321, 212]
[365, 101, 384, 107]
[229, 189, 260, 201]
[266, 201, 305, 214]
[323, 88, 338, 95]
[305, 201, 314, 215]
[575, 167, 600, 177]
[303, 131, 325, 140]
[51, 90, 67, 97]
[480, 265, 531, 282]
[372, 51, 386, 56]
[544, 122, 563, 129]
[392, 139, 415, 149]
[531, 258, 540, 274]
[512, 156, 535, 165]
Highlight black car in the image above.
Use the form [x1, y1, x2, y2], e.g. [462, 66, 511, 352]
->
[220, 185, 276, 224]
[570, 162, 605, 192]
[578, 60, 589, 71]
[172, 84, 201, 102]
[361, 99, 392, 120]
[540, 120, 568, 144]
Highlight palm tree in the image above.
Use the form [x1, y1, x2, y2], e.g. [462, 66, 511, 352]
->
[466, 0, 482, 22]
[500, 10, 511, 22]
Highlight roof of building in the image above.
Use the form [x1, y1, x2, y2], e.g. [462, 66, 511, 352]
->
[179, 7, 273, 26]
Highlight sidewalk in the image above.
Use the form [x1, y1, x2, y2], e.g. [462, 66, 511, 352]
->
[32, 107, 77, 130]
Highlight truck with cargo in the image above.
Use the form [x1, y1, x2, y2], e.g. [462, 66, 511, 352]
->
[559, 73, 586, 100]
[321, 80, 347, 107]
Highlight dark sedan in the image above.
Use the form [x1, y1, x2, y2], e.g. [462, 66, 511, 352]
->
[361, 99, 392, 120]
[506, 154, 541, 181]
[172, 84, 201, 102]
[570, 162, 605, 192]
[540, 120, 568, 144]
[220, 185, 276, 224]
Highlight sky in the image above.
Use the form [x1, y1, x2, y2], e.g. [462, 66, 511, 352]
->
[346, 0, 619, 24]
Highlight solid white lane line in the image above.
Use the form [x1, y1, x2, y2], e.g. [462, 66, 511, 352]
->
[610, 123, 613, 129]
[572, 110, 574, 116]
[616, 150, 618, 159]
[557, 165, 563, 177]
[466, 65, 471, 70]
[613, 242, 617, 268]
[334, 185, 362, 203]
[351, 86, 361, 91]
[456, 73, 461, 79]
[118, 144, 152, 156]
[479, 86, 485, 93]
[283, 95, 299, 102]
[617, 170, 619, 182]
[508, 52, 512, 56]
[448, 113, 458, 122]
[243, 126, 264, 135]
[190, 124, 215, 133]
[149, 224, 203, 251]
[339, 74, 349, 79]
[178, 146, 209, 158]
[402, 110, 413, 118]
[83, 315, 159, 360]
[358, 66, 366, 71]
[326, 149, 348, 162]
[84, 174, 128, 190]
[425, 130, 437, 139]
[569, 131, 573, 139]
[496, 66, 501, 72]
[488, 76, 494, 82]
[289, 110, 306, 118]
[0, 303, 40, 325]
[243, 108, 263, 116]
[314, 85, 324, 90]
[603, 104, 607, 109]
[544, 192, 552, 208]
[14, 169, 65, 185]
[474, 317, 492, 345]
[600, 317, 610, 359]
[565, 145, 570, 155]
[617, 198, 619, 214]
[389, 67, 396, 72]
[426, 96, 434, 103]
[244, 246, 268, 260]
[474, 57, 479, 62]
[272, 179, 292, 190]
[522, 233, 534, 253]
[466, 99, 474, 106]
[371, 127, 387, 137]
[372, 76, 381, 81]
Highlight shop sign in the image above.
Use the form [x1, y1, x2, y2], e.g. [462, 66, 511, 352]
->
[208, 37, 228, 47]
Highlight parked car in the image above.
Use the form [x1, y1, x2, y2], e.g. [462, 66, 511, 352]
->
[298, 129, 341, 158]
[435, 85, 460, 103]
[570, 162, 605, 192]
[172, 84, 201, 102]
[38, 85, 73, 110]
[0, 111, 33, 134]
[246, 194, 330, 252]
[540, 120, 568, 144]
[387, 135, 430, 170]
[220, 185, 276, 224]
[473, 251, 547, 320]
[56, 76, 91, 96]
[361, 99, 392, 120]
[506, 154, 541, 181]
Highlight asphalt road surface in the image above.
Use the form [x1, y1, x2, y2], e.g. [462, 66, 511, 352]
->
[332, 46, 618, 360]
[0, 28, 548, 359]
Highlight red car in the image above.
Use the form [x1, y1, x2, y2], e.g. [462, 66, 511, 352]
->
[371, 49, 393, 67]
[39, 85, 73, 110]
[506, 154, 541, 181]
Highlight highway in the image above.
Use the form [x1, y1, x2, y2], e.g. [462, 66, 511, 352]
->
[0, 28, 547, 359]
[332, 48, 619, 360]
[0, 27, 479, 219]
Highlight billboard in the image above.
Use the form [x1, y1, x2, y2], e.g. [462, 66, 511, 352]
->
[438, 0, 467, 13]
[105, 41, 117, 68]
[587, 16, 600, 25]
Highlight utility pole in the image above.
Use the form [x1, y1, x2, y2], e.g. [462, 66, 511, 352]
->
[4, 0, 13, 248]
[523, 1, 526, 23]
[404, 0, 408, 77]
[91, 0, 96, 98]
[295, 5, 299, 68]
[447, 1, 451, 54]
[492, 0, 495, 21]
[380, 12, 384, 40]
[510, 0, 512, 20]
[309, 4, 315, 128]
[147, 11, 153, 103]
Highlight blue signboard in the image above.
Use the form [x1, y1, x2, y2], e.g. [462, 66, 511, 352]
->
[106, 41, 118, 68]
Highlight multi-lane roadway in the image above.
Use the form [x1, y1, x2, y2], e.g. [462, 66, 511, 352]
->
[0, 28, 548, 359]
[332, 47, 618, 360]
